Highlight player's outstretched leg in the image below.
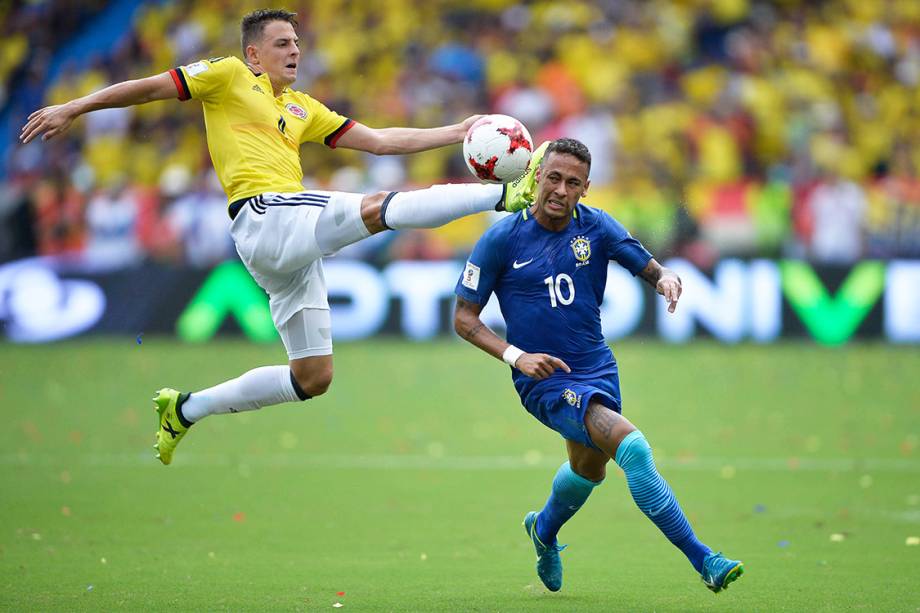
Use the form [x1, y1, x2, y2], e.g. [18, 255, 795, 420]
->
[153, 365, 312, 464]
[583, 404, 744, 592]
[316, 183, 505, 256]
[614, 430, 745, 592]
[379, 140, 548, 227]
[315, 142, 547, 257]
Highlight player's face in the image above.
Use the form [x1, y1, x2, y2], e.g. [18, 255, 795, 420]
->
[534, 152, 590, 223]
[250, 20, 300, 88]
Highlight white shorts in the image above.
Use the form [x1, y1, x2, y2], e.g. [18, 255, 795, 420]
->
[277, 308, 333, 359]
[229, 190, 366, 358]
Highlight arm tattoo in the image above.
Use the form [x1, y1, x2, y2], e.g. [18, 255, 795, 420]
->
[462, 322, 485, 341]
[456, 297, 486, 340]
[639, 264, 660, 287]
[456, 296, 477, 311]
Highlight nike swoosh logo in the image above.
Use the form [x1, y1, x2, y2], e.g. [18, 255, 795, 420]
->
[512, 259, 534, 269]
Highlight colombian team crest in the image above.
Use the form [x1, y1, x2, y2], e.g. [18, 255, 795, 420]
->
[563, 389, 578, 406]
[285, 103, 307, 119]
[570, 236, 591, 267]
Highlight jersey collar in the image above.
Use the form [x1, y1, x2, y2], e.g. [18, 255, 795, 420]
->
[521, 206, 579, 221]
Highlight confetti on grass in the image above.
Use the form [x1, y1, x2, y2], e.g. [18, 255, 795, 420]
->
[830, 533, 846, 542]
[336, 592, 345, 597]
[906, 536, 920, 546]
[332, 603, 343, 608]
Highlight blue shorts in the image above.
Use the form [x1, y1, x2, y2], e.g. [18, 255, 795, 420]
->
[518, 372, 622, 450]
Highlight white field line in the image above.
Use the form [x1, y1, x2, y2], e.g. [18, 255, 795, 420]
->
[1, 452, 919, 472]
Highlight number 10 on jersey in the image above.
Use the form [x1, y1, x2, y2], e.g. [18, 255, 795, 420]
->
[544, 274, 575, 307]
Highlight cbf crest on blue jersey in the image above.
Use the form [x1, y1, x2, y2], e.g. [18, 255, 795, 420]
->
[563, 388, 580, 407]
[570, 235, 591, 267]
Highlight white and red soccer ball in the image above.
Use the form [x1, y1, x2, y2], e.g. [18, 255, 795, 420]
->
[463, 114, 533, 184]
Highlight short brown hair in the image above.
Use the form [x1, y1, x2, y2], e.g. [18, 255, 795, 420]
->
[240, 9, 298, 57]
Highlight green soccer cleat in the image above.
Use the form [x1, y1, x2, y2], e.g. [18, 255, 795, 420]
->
[701, 551, 744, 593]
[153, 388, 191, 466]
[503, 140, 548, 212]
[523, 511, 566, 592]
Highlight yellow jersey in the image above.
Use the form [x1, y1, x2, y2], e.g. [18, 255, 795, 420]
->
[170, 56, 353, 205]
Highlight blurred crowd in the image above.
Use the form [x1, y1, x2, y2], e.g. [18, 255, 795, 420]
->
[2, 0, 920, 269]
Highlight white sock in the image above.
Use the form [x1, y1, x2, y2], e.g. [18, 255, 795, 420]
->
[181, 366, 303, 423]
[382, 183, 504, 229]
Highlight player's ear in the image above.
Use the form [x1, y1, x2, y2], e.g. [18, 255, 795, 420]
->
[582, 178, 590, 198]
[245, 44, 258, 64]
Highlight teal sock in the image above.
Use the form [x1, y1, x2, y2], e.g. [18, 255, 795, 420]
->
[535, 461, 602, 545]
[615, 430, 712, 573]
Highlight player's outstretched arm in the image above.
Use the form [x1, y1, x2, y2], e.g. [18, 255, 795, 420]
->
[335, 114, 483, 155]
[20, 72, 178, 144]
[454, 297, 569, 380]
[639, 258, 682, 313]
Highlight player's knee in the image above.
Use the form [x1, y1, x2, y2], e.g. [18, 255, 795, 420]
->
[361, 191, 389, 209]
[614, 430, 651, 470]
[360, 190, 398, 233]
[304, 369, 333, 397]
[291, 365, 334, 398]
[360, 190, 387, 219]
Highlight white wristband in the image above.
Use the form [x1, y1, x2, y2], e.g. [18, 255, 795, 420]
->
[502, 345, 525, 367]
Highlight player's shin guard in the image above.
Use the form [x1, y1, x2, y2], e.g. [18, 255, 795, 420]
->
[615, 430, 712, 573]
[179, 366, 305, 423]
[381, 184, 504, 230]
[535, 461, 602, 545]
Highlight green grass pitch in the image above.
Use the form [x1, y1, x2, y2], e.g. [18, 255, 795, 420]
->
[1, 338, 918, 611]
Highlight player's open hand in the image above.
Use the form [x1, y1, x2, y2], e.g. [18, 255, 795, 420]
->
[459, 114, 485, 134]
[657, 270, 682, 313]
[516, 352, 571, 380]
[20, 104, 76, 144]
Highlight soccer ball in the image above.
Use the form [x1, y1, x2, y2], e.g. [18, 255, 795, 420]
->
[463, 114, 533, 184]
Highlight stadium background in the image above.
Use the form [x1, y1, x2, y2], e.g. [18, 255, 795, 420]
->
[1, 1, 919, 611]
[0, 0, 919, 345]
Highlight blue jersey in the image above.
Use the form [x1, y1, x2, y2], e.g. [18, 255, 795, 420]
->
[455, 204, 652, 401]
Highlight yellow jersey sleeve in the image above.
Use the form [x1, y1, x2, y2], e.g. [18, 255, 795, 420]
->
[292, 91, 355, 147]
[171, 57, 240, 103]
